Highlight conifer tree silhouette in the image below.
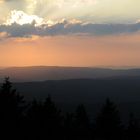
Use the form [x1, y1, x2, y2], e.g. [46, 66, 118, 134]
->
[42, 95, 63, 139]
[75, 104, 90, 129]
[26, 99, 44, 139]
[74, 104, 91, 140]
[126, 113, 140, 140]
[95, 98, 122, 140]
[27, 95, 63, 140]
[64, 112, 75, 140]
[0, 77, 25, 139]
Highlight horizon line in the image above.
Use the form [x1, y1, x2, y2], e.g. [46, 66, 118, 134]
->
[0, 65, 140, 70]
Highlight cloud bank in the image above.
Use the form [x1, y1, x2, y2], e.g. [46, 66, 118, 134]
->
[1, 19, 140, 38]
[0, 9, 140, 38]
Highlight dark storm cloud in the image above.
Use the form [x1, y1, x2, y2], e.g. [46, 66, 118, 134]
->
[0, 21, 140, 38]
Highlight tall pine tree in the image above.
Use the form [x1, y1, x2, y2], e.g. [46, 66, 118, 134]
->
[74, 104, 91, 140]
[95, 98, 123, 140]
[126, 113, 140, 140]
[0, 77, 25, 139]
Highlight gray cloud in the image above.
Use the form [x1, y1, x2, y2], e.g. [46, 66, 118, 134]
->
[0, 21, 140, 38]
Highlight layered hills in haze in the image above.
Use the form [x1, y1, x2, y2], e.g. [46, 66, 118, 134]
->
[1, 66, 140, 120]
[0, 66, 140, 82]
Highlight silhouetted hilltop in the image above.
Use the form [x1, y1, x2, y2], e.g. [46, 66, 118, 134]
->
[1, 66, 140, 82]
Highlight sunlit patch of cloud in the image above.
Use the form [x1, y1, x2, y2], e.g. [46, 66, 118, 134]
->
[5, 10, 44, 26]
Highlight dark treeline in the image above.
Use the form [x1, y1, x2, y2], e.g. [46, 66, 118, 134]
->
[0, 78, 140, 140]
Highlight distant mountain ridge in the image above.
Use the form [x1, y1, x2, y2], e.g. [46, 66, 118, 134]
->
[0, 66, 140, 82]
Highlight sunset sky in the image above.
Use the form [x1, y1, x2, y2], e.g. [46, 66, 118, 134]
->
[0, 0, 140, 67]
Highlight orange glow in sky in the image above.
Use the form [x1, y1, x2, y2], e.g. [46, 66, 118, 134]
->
[0, 34, 140, 67]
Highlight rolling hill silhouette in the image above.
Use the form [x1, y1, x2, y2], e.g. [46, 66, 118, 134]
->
[0, 66, 140, 82]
